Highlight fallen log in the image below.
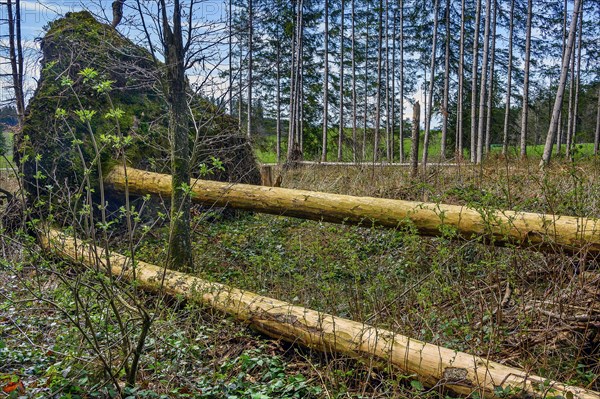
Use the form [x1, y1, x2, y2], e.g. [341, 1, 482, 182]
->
[40, 228, 600, 399]
[105, 166, 600, 254]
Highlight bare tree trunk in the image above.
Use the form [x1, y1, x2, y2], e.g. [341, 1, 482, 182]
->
[520, 0, 532, 159]
[502, 0, 514, 156]
[422, 0, 439, 171]
[238, 41, 243, 128]
[363, 19, 369, 161]
[556, 0, 568, 156]
[410, 102, 420, 178]
[351, 0, 357, 163]
[338, 0, 345, 162]
[322, 0, 329, 162]
[565, 32, 576, 158]
[570, 5, 583, 161]
[476, 0, 491, 164]
[385, 0, 391, 161]
[484, 0, 497, 155]
[6, 0, 25, 166]
[276, 44, 282, 163]
[373, 0, 383, 162]
[456, 0, 465, 159]
[398, 0, 404, 162]
[228, 0, 233, 114]
[440, 0, 450, 160]
[470, 0, 482, 162]
[595, 87, 600, 156]
[247, 0, 253, 138]
[540, 0, 582, 168]
[160, 0, 193, 271]
[390, 6, 396, 162]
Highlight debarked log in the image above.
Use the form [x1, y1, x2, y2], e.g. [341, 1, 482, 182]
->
[40, 228, 600, 399]
[105, 166, 600, 254]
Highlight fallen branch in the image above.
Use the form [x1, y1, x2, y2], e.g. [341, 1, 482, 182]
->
[40, 228, 600, 399]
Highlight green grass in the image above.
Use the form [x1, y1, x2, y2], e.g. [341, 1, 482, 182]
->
[253, 131, 598, 163]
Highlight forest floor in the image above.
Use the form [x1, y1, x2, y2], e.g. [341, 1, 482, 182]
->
[1, 158, 600, 398]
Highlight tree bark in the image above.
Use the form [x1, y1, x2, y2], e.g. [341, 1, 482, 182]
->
[373, 0, 383, 163]
[247, 0, 253, 138]
[565, 30, 576, 159]
[160, 0, 193, 271]
[276, 43, 282, 163]
[470, 0, 482, 162]
[456, 0, 465, 159]
[595, 87, 600, 156]
[501, 0, 514, 156]
[106, 165, 600, 258]
[570, 4, 583, 160]
[410, 102, 420, 178]
[398, 0, 404, 163]
[338, 0, 345, 162]
[484, 0, 497, 155]
[540, 0, 582, 168]
[476, 0, 491, 164]
[520, 0, 532, 159]
[422, 0, 439, 171]
[440, 0, 450, 160]
[42, 229, 600, 399]
[6, 0, 25, 166]
[322, 0, 329, 162]
[351, 0, 357, 163]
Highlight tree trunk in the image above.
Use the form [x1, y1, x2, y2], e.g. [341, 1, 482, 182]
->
[520, 0, 532, 159]
[410, 102, 420, 178]
[6, 0, 25, 166]
[42, 229, 600, 399]
[384, 0, 391, 161]
[276, 43, 282, 163]
[595, 87, 600, 156]
[556, 0, 568, 157]
[470, 0, 482, 162]
[565, 32, 576, 159]
[362, 18, 369, 161]
[351, 0, 357, 163]
[398, 0, 404, 163]
[106, 165, 600, 256]
[338, 0, 345, 162]
[422, 0, 439, 171]
[501, 0, 514, 156]
[456, 0, 465, 159]
[247, 0, 253, 138]
[440, 0, 450, 160]
[476, 0, 491, 164]
[373, 0, 383, 163]
[161, 0, 193, 271]
[484, 0, 497, 156]
[228, 0, 233, 114]
[570, 5, 583, 161]
[540, 0, 582, 168]
[322, 0, 329, 162]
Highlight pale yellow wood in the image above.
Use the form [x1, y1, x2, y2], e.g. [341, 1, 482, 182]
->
[105, 166, 600, 253]
[40, 229, 600, 399]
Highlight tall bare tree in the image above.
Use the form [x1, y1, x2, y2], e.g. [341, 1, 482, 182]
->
[440, 0, 450, 159]
[455, 0, 465, 159]
[519, 0, 532, 159]
[502, 0, 515, 156]
[484, 0, 497, 155]
[398, 0, 404, 162]
[476, 0, 491, 164]
[351, 0, 357, 162]
[540, 0, 582, 167]
[422, 0, 440, 171]
[470, 0, 482, 162]
[373, 0, 383, 162]
[338, 0, 345, 162]
[247, 0, 253, 137]
[322, 0, 329, 162]
[5, 0, 25, 166]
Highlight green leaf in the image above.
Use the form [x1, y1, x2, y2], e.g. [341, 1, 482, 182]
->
[410, 380, 424, 391]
